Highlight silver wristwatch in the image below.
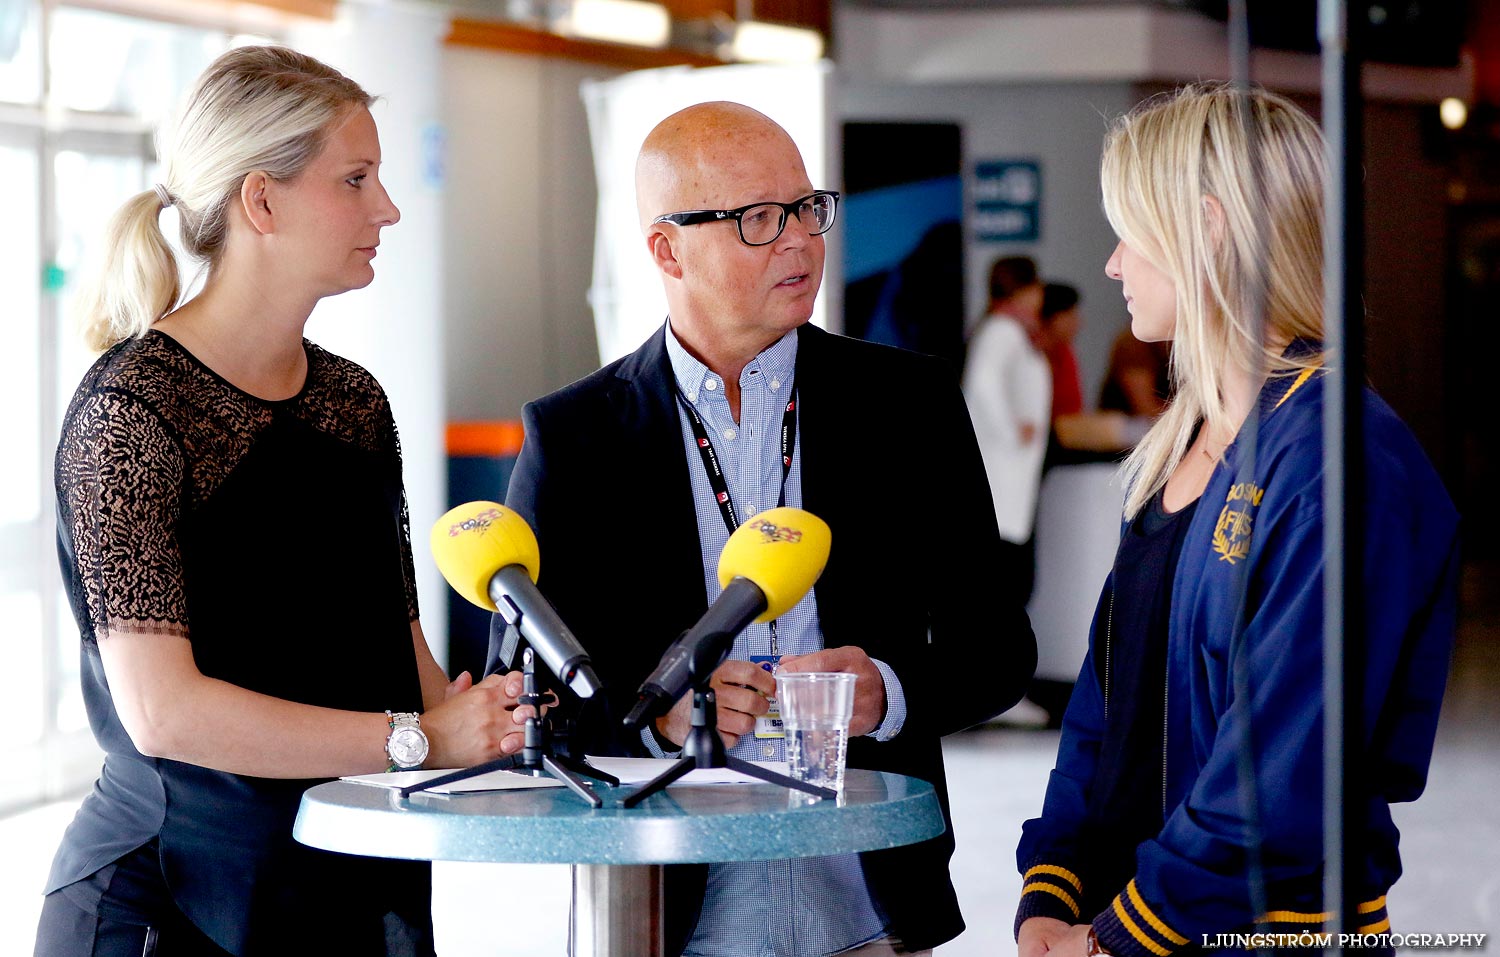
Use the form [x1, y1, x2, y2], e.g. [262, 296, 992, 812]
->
[385, 711, 429, 771]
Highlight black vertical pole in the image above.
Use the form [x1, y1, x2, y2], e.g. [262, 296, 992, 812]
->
[1319, 0, 1366, 949]
[1224, 8, 1273, 946]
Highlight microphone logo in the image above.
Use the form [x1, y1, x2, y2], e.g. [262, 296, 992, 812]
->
[446, 506, 504, 538]
[749, 519, 802, 545]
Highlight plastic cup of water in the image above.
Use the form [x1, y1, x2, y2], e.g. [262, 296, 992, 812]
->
[775, 672, 857, 795]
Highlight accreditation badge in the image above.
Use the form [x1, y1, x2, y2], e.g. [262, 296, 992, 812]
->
[750, 654, 784, 739]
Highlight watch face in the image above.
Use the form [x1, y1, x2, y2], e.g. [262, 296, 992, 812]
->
[389, 727, 428, 767]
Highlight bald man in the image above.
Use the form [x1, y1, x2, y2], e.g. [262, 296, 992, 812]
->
[501, 102, 1036, 956]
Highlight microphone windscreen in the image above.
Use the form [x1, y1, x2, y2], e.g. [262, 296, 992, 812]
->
[717, 506, 831, 622]
[430, 502, 540, 611]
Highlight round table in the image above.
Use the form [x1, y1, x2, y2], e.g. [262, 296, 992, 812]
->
[295, 768, 945, 956]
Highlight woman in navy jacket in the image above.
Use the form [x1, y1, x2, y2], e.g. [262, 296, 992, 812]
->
[1014, 84, 1460, 957]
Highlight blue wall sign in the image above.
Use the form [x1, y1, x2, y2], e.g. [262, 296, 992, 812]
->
[974, 160, 1041, 242]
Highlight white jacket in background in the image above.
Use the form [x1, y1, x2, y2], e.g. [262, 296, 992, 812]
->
[962, 312, 1052, 543]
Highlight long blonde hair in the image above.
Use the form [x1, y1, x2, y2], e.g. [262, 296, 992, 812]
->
[76, 45, 372, 353]
[1103, 83, 1328, 519]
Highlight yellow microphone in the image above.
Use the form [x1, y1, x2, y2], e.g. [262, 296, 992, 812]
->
[431, 502, 601, 698]
[717, 506, 832, 621]
[623, 506, 831, 729]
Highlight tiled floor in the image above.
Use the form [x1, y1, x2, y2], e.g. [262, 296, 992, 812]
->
[5, 564, 1496, 956]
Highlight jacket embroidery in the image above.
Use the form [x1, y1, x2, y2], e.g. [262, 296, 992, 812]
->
[1212, 482, 1264, 564]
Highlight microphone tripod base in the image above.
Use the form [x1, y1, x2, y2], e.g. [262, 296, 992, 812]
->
[397, 646, 620, 805]
[621, 689, 836, 808]
[394, 751, 620, 806]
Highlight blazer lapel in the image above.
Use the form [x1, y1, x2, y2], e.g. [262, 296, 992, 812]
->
[794, 324, 828, 520]
[616, 324, 712, 622]
[792, 324, 848, 638]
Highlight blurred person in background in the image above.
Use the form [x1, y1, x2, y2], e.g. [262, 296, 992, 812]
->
[1039, 282, 1085, 421]
[962, 255, 1052, 728]
[963, 255, 1051, 606]
[1041, 283, 1153, 463]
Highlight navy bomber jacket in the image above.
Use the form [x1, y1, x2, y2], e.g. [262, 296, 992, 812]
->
[1016, 357, 1460, 956]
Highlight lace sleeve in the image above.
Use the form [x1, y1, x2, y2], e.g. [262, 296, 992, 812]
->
[56, 388, 189, 641]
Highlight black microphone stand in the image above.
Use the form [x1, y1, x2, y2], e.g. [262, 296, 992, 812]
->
[398, 643, 619, 806]
[621, 638, 836, 808]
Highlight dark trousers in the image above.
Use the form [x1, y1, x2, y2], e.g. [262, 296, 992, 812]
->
[35, 840, 230, 957]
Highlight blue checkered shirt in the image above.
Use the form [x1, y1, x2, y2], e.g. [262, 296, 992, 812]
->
[642, 322, 909, 957]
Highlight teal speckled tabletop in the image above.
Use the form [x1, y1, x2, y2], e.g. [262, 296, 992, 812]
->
[294, 769, 945, 865]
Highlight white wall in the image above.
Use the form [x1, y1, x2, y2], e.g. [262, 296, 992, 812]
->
[581, 61, 837, 365]
[442, 47, 619, 422]
[835, 78, 1137, 402]
[289, 3, 450, 660]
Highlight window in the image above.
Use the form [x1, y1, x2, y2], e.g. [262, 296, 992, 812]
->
[0, 1, 259, 815]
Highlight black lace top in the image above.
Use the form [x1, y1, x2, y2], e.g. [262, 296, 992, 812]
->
[50, 330, 430, 954]
[56, 330, 419, 643]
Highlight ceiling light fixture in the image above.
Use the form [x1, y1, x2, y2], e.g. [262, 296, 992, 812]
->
[557, 0, 671, 48]
[729, 19, 824, 64]
[1439, 97, 1467, 131]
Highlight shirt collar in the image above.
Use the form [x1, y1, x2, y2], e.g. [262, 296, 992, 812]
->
[664, 320, 799, 400]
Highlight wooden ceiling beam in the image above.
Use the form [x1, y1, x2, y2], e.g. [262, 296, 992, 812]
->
[446, 17, 725, 70]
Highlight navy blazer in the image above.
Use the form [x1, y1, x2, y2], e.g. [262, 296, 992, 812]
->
[503, 321, 1037, 953]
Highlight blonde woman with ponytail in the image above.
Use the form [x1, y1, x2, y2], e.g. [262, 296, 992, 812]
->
[1013, 84, 1459, 957]
[41, 46, 535, 957]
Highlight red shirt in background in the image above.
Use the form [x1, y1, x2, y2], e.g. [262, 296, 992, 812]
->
[1046, 342, 1084, 417]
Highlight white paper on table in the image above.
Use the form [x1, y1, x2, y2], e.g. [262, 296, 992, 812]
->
[339, 768, 566, 793]
[583, 755, 791, 786]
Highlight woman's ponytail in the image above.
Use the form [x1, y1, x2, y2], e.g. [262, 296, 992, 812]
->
[74, 44, 373, 354]
[76, 189, 181, 353]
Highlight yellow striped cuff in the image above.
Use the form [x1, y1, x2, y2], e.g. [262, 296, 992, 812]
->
[1261, 909, 1333, 924]
[1259, 896, 1388, 930]
[1127, 880, 1189, 946]
[1022, 881, 1081, 918]
[1024, 864, 1084, 893]
[1092, 883, 1189, 957]
[1112, 897, 1173, 957]
[1359, 896, 1388, 915]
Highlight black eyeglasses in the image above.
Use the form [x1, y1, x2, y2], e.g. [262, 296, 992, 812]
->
[651, 190, 840, 247]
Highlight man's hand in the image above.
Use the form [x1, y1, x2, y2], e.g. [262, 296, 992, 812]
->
[1019, 918, 1091, 957]
[778, 646, 887, 737]
[654, 659, 775, 749]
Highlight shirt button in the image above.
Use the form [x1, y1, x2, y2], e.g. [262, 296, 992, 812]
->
[762, 744, 775, 758]
[723, 428, 736, 440]
[770, 379, 781, 391]
[744, 504, 756, 516]
[704, 379, 718, 391]
[687, 392, 697, 402]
